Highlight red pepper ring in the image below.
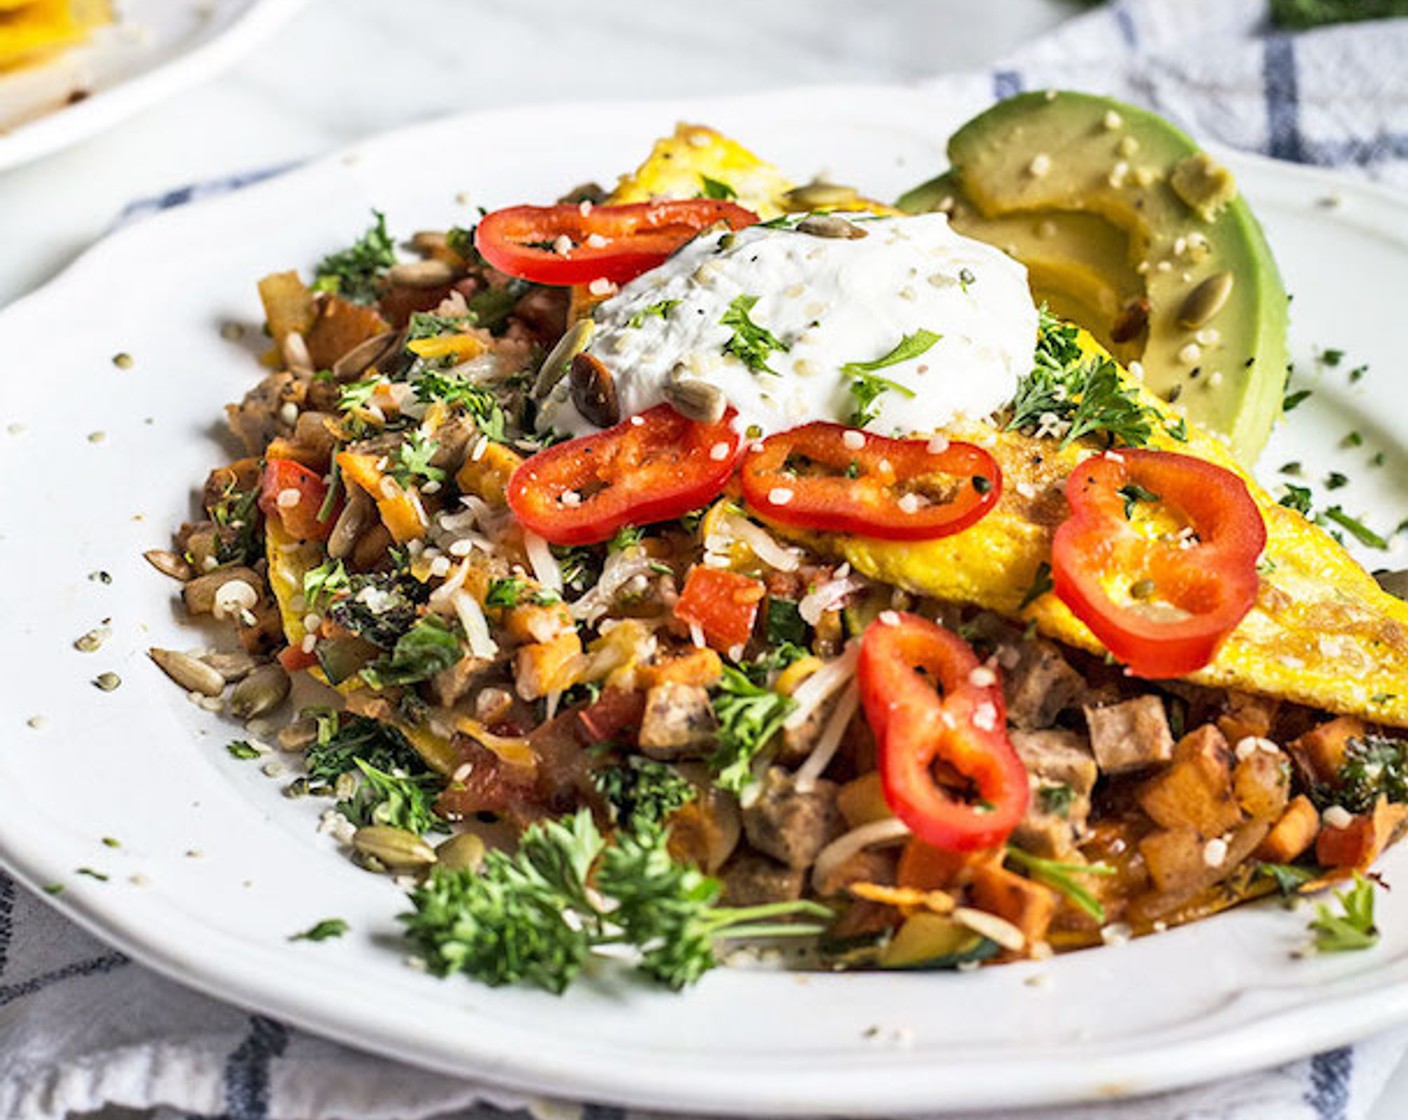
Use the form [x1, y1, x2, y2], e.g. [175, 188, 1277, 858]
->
[1051, 448, 1266, 679]
[858, 612, 1029, 853]
[474, 200, 759, 287]
[739, 423, 1002, 541]
[506, 404, 742, 547]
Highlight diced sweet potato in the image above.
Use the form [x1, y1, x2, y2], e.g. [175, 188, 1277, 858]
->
[257, 270, 315, 349]
[896, 838, 974, 891]
[1137, 724, 1244, 837]
[304, 294, 389, 371]
[1288, 716, 1366, 788]
[1255, 794, 1319, 864]
[455, 442, 524, 508]
[968, 861, 1058, 947]
[513, 630, 582, 701]
[1232, 743, 1291, 822]
[502, 601, 574, 645]
[1217, 691, 1280, 744]
[1316, 797, 1408, 872]
[637, 647, 724, 689]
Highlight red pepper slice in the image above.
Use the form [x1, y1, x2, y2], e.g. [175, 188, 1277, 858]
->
[474, 200, 759, 287]
[1051, 448, 1266, 679]
[507, 404, 741, 546]
[739, 423, 1001, 540]
[258, 458, 337, 542]
[858, 612, 1028, 853]
[674, 567, 766, 652]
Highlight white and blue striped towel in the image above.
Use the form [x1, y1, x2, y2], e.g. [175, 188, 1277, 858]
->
[4, 1, 1408, 1118]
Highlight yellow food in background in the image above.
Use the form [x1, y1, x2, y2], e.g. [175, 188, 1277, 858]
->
[0, 0, 109, 73]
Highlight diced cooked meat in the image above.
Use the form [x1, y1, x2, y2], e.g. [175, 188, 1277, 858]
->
[776, 695, 830, 766]
[429, 654, 493, 708]
[638, 682, 717, 758]
[741, 767, 844, 870]
[1084, 695, 1175, 774]
[1010, 729, 1098, 859]
[226, 370, 302, 455]
[812, 845, 897, 898]
[720, 850, 805, 906]
[1001, 638, 1085, 730]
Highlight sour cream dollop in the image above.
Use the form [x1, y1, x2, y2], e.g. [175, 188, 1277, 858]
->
[537, 212, 1037, 439]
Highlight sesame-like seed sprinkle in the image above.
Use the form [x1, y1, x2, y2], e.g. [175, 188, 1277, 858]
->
[276, 487, 302, 509]
[1103, 110, 1123, 130]
[560, 490, 582, 508]
[300, 633, 317, 654]
[878, 610, 900, 627]
[585, 233, 609, 249]
[969, 666, 997, 688]
[587, 278, 616, 297]
[843, 430, 866, 451]
[1028, 153, 1052, 178]
[1015, 481, 1036, 500]
[1202, 837, 1228, 867]
[709, 441, 732, 462]
[630, 415, 645, 427]
[897, 493, 922, 514]
[926, 435, 950, 454]
[972, 702, 998, 731]
[1322, 805, 1354, 830]
[768, 487, 794, 506]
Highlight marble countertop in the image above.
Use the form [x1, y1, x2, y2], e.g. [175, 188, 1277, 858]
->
[2, 0, 1406, 1116]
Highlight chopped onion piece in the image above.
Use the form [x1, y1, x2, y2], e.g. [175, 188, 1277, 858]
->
[723, 511, 801, 572]
[451, 588, 498, 660]
[798, 574, 867, 626]
[793, 682, 859, 793]
[524, 531, 563, 593]
[810, 817, 910, 895]
[784, 640, 859, 731]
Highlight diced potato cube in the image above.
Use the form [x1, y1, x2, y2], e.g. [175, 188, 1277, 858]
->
[1255, 794, 1319, 864]
[1232, 743, 1291, 822]
[1136, 724, 1244, 837]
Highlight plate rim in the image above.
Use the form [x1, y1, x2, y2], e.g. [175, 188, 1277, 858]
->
[3, 81, 1408, 1115]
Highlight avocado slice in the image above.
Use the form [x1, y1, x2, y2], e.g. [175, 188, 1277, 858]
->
[899, 91, 1290, 465]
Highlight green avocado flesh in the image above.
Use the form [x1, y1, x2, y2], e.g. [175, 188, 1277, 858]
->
[899, 90, 1291, 465]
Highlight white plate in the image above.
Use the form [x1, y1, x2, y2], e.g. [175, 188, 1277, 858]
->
[0, 0, 307, 171]
[1, 85, 1407, 1116]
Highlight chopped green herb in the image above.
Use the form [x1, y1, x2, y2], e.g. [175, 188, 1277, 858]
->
[1280, 461, 1303, 476]
[101, 836, 121, 849]
[1253, 861, 1318, 896]
[1343, 432, 1364, 448]
[1164, 416, 1189, 442]
[594, 758, 697, 838]
[1279, 484, 1314, 516]
[720, 294, 789, 375]
[1118, 483, 1161, 519]
[338, 376, 381, 413]
[1019, 561, 1054, 610]
[1325, 471, 1350, 491]
[710, 666, 797, 794]
[485, 577, 527, 609]
[361, 614, 462, 688]
[303, 558, 350, 610]
[42, 883, 64, 896]
[339, 757, 445, 835]
[1309, 875, 1378, 952]
[1320, 506, 1388, 549]
[400, 809, 829, 992]
[699, 175, 737, 200]
[291, 918, 350, 942]
[445, 225, 477, 261]
[1331, 733, 1408, 812]
[840, 329, 937, 427]
[1004, 847, 1115, 923]
[1349, 364, 1368, 383]
[226, 740, 262, 761]
[764, 597, 808, 648]
[1009, 311, 1154, 448]
[75, 867, 109, 882]
[627, 299, 682, 329]
[304, 711, 423, 784]
[389, 430, 446, 488]
[313, 211, 396, 304]
[1283, 388, 1313, 412]
[407, 311, 473, 342]
[1371, 451, 1387, 468]
[413, 371, 506, 441]
[609, 524, 645, 553]
[1037, 783, 1074, 818]
[957, 267, 976, 292]
[1320, 348, 1345, 367]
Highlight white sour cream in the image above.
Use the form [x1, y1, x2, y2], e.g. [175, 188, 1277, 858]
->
[537, 212, 1037, 438]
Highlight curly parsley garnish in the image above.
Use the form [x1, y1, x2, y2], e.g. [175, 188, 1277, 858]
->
[291, 918, 350, 943]
[1309, 875, 1379, 952]
[1009, 311, 1155, 448]
[709, 666, 796, 794]
[313, 210, 396, 304]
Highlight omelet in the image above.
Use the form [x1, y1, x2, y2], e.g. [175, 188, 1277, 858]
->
[605, 125, 1408, 729]
[0, 0, 108, 72]
[827, 336, 1408, 730]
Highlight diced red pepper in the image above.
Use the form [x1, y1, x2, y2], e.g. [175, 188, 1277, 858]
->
[674, 567, 766, 652]
[258, 458, 338, 542]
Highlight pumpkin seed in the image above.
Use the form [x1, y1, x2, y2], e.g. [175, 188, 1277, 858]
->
[784, 181, 863, 210]
[568, 352, 620, 427]
[388, 259, 458, 288]
[277, 717, 320, 752]
[410, 230, 449, 254]
[435, 832, 486, 873]
[73, 625, 111, 653]
[143, 548, 192, 582]
[182, 566, 263, 616]
[533, 318, 594, 399]
[332, 330, 399, 381]
[796, 213, 868, 240]
[1177, 270, 1234, 329]
[200, 649, 260, 682]
[228, 663, 291, 719]
[280, 330, 313, 375]
[93, 672, 122, 692]
[353, 825, 437, 870]
[663, 369, 727, 424]
[328, 488, 373, 560]
[149, 647, 225, 697]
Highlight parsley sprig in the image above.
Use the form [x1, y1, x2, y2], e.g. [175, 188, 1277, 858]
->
[1009, 311, 1155, 448]
[840, 329, 936, 426]
[721, 294, 789, 375]
[314, 211, 396, 304]
[401, 810, 829, 992]
[1309, 875, 1379, 952]
[709, 666, 797, 794]
[1005, 847, 1116, 923]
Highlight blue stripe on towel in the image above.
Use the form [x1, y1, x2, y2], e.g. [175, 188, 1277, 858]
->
[218, 1014, 289, 1120]
[993, 69, 1024, 100]
[1307, 1046, 1353, 1120]
[0, 873, 14, 979]
[1263, 35, 1306, 163]
[0, 951, 127, 1007]
[1114, 2, 1139, 49]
